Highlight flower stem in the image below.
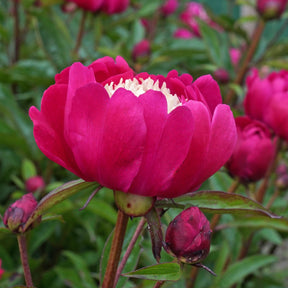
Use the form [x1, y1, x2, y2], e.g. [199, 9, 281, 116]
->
[114, 217, 146, 287]
[153, 281, 165, 288]
[102, 209, 129, 288]
[225, 19, 265, 104]
[13, 0, 20, 64]
[73, 10, 87, 57]
[17, 234, 34, 288]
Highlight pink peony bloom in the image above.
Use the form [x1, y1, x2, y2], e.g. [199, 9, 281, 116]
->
[132, 39, 151, 62]
[244, 68, 288, 142]
[173, 28, 194, 39]
[256, 0, 288, 20]
[25, 176, 45, 193]
[226, 116, 276, 183]
[66, 0, 103, 12]
[29, 56, 236, 198]
[180, 2, 221, 37]
[165, 207, 211, 264]
[160, 0, 179, 16]
[3, 193, 38, 232]
[0, 259, 4, 279]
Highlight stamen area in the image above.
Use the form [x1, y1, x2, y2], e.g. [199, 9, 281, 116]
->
[104, 77, 181, 113]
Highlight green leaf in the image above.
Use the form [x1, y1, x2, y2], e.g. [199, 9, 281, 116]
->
[23, 180, 98, 231]
[21, 159, 37, 180]
[224, 216, 288, 232]
[123, 262, 181, 281]
[213, 255, 277, 288]
[156, 191, 279, 218]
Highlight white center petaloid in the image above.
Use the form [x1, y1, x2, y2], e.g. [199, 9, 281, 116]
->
[104, 77, 181, 113]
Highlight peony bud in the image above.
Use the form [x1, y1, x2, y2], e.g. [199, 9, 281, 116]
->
[3, 193, 38, 233]
[213, 68, 230, 84]
[256, 0, 288, 20]
[160, 0, 178, 16]
[25, 175, 45, 193]
[165, 207, 211, 264]
[0, 259, 4, 279]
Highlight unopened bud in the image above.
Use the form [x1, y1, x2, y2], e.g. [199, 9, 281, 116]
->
[25, 176, 45, 193]
[0, 259, 4, 279]
[114, 190, 155, 217]
[3, 193, 38, 233]
[256, 0, 288, 20]
[165, 207, 211, 264]
[213, 68, 230, 84]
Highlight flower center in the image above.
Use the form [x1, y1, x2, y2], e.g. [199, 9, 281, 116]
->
[104, 77, 181, 113]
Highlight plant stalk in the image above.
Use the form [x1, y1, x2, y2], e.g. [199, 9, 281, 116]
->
[17, 234, 34, 288]
[73, 10, 87, 57]
[102, 209, 129, 288]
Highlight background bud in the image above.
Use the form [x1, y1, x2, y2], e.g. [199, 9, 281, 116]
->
[25, 175, 45, 193]
[256, 0, 288, 20]
[0, 259, 4, 279]
[165, 207, 211, 264]
[3, 193, 38, 232]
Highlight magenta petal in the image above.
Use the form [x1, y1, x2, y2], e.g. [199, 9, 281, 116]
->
[65, 83, 110, 181]
[197, 104, 237, 184]
[147, 106, 194, 197]
[29, 85, 82, 177]
[128, 90, 168, 195]
[162, 100, 211, 197]
[193, 75, 222, 114]
[98, 88, 147, 192]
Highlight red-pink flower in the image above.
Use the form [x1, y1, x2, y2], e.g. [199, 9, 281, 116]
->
[256, 0, 288, 20]
[3, 193, 38, 232]
[244, 68, 288, 142]
[165, 207, 211, 264]
[180, 2, 221, 37]
[173, 28, 194, 39]
[66, 0, 103, 12]
[229, 48, 241, 69]
[226, 116, 276, 183]
[160, 0, 179, 16]
[29, 56, 236, 198]
[0, 259, 4, 279]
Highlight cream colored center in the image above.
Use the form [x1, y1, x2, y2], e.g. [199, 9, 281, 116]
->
[104, 77, 181, 113]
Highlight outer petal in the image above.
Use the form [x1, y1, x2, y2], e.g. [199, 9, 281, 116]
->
[193, 75, 222, 114]
[98, 88, 147, 192]
[65, 83, 110, 181]
[144, 105, 195, 197]
[29, 85, 82, 177]
[196, 104, 237, 185]
[128, 90, 168, 195]
[160, 100, 211, 198]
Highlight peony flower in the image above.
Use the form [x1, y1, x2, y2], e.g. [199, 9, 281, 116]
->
[29, 56, 236, 198]
[3, 193, 38, 232]
[25, 176, 45, 193]
[0, 259, 4, 279]
[173, 28, 194, 39]
[226, 116, 276, 183]
[66, 0, 103, 12]
[229, 48, 241, 69]
[160, 0, 179, 16]
[256, 0, 288, 20]
[132, 39, 151, 62]
[180, 2, 221, 38]
[165, 207, 211, 264]
[244, 68, 288, 142]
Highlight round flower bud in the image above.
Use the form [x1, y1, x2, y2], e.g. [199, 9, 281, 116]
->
[165, 207, 211, 264]
[3, 193, 38, 233]
[25, 176, 45, 193]
[0, 259, 4, 279]
[213, 68, 230, 84]
[114, 190, 155, 217]
[256, 0, 288, 20]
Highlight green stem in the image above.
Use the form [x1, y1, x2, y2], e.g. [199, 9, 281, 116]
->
[225, 20, 265, 104]
[17, 234, 34, 288]
[102, 209, 129, 288]
[73, 10, 87, 57]
[114, 217, 146, 287]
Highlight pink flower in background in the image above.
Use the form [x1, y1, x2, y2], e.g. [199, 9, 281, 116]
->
[229, 48, 241, 68]
[165, 207, 211, 264]
[226, 116, 276, 183]
[244, 68, 288, 142]
[160, 0, 179, 16]
[66, 0, 129, 13]
[256, 0, 288, 20]
[25, 176, 45, 193]
[173, 28, 194, 39]
[132, 39, 151, 62]
[180, 2, 221, 37]
[29, 56, 236, 198]
[3, 193, 38, 232]
[0, 259, 4, 279]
